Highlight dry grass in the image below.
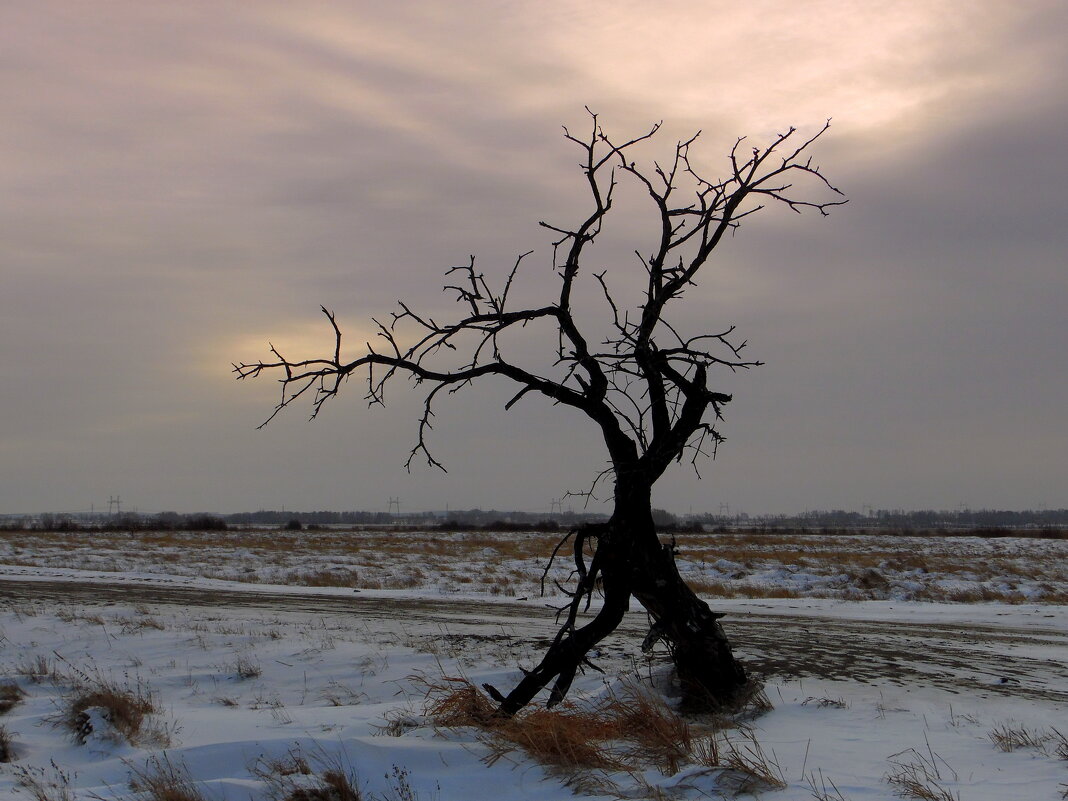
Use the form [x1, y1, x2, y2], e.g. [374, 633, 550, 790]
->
[729, 679, 774, 720]
[686, 578, 802, 599]
[285, 770, 363, 801]
[320, 680, 367, 707]
[229, 653, 263, 680]
[127, 754, 209, 801]
[59, 677, 169, 747]
[12, 761, 76, 801]
[253, 748, 313, 780]
[288, 569, 361, 588]
[1053, 727, 1068, 761]
[421, 673, 761, 780]
[0, 681, 25, 714]
[806, 768, 851, 801]
[17, 654, 57, 684]
[802, 696, 850, 709]
[884, 747, 959, 801]
[252, 745, 364, 801]
[422, 675, 497, 728]
[483, 705, 625, 771]
[423, 675, 624, 771]
[6, 526, 1067, 602]
[718, 728, 787, 794]
[987, 722, 1049, 752]
[55, 608, 105, 625]
[604, 681, 694, 774]
[0, 723, 15, 763]
[115, 614, 166, 633]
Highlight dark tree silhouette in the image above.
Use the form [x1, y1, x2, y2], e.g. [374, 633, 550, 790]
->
[234, 113, 845, 714]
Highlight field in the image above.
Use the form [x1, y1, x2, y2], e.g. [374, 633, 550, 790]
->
[1, 528, 1066, 799]
[3, 527, 1066, 603]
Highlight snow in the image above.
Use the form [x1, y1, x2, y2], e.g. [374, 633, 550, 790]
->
[1, 533, 1067, 799]
[4, 528, 1066, 603]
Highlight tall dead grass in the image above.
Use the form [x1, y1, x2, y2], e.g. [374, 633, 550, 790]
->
[38, 657, 171, 748]
[423, 675, 679, 772]
[884, 746, 959, 801]
[421, 673, 772, 785]
[64, 680, 164, 746]
[0, 723, 15, 763]
[0, 681, 25, 714]
[127, 754, 209, 801]
[251, 744, 365, 801]
[987, 722, 1050, 752]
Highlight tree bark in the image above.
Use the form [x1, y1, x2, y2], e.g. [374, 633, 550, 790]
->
[630, 535, 749, 710]
[608, 477, 749, 710]
[494, 474, 748, 715]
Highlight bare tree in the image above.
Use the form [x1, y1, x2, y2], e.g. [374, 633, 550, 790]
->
[234, 112, 845, 714]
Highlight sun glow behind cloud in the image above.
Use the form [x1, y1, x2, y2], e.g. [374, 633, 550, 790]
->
[2, 0, 1066, 513]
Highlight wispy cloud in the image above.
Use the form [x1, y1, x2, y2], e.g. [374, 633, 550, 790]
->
[2, 1, 1065, 513]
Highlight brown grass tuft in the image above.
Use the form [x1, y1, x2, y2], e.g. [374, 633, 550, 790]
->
[884, 747, 959, 801]
[422, 674, 741, 777]
[286, 769, 363, 801]
[422, 675, 497, 728]
[603, 681, 693, 774]
[423, 675, 621, 770]
[718, 728, 787, 794]
[61, 678, 167, 746]
[251, 744, 364, 801]
[729, 679, 774, 720]
[485, 705, 624, 771]
[17, 655, 56, 684]
[127, 754, 209, 801]
[12, 762, 76, 801]
[987, 722, 1049, 752]
[0, 681, 25, 714]
[1053, 727, 1068, 761]
[806, 768, 850, 801]
[230, 653, 263, 680]
[0, 723, 15, 762]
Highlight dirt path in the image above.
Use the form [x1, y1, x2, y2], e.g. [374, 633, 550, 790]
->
[3, 577, 1065, 705]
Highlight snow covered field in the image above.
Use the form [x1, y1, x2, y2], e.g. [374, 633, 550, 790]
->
[3, 528, 1066, 603]
[1, 530, 1066, 799]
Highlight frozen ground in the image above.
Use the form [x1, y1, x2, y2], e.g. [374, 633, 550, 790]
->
[1, 532, 1066, 800]
[2, 528, 1066, 603]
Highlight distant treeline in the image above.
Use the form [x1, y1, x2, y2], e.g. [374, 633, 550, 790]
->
[3, 506, 1065, 534]
[696, 508, 1068, 530]
[0, 512, 229, 532]
[222, 508, 608, 527]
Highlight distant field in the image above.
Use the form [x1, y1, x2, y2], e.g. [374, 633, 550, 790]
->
[2, 530, 1067, 801]
[3, 527, 1065, 603]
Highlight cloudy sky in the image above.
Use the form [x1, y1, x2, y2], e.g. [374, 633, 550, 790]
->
[3, 1, 1065, 516]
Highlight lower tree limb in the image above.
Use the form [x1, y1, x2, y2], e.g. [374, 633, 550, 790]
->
[491, 586, 630, 716]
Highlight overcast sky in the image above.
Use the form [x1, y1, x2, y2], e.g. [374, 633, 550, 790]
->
[3, 1, 1066, 516]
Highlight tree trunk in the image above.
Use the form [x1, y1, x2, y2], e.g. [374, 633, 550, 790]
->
[608, 478, 749, 710]
[493, 475, 748, 716]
